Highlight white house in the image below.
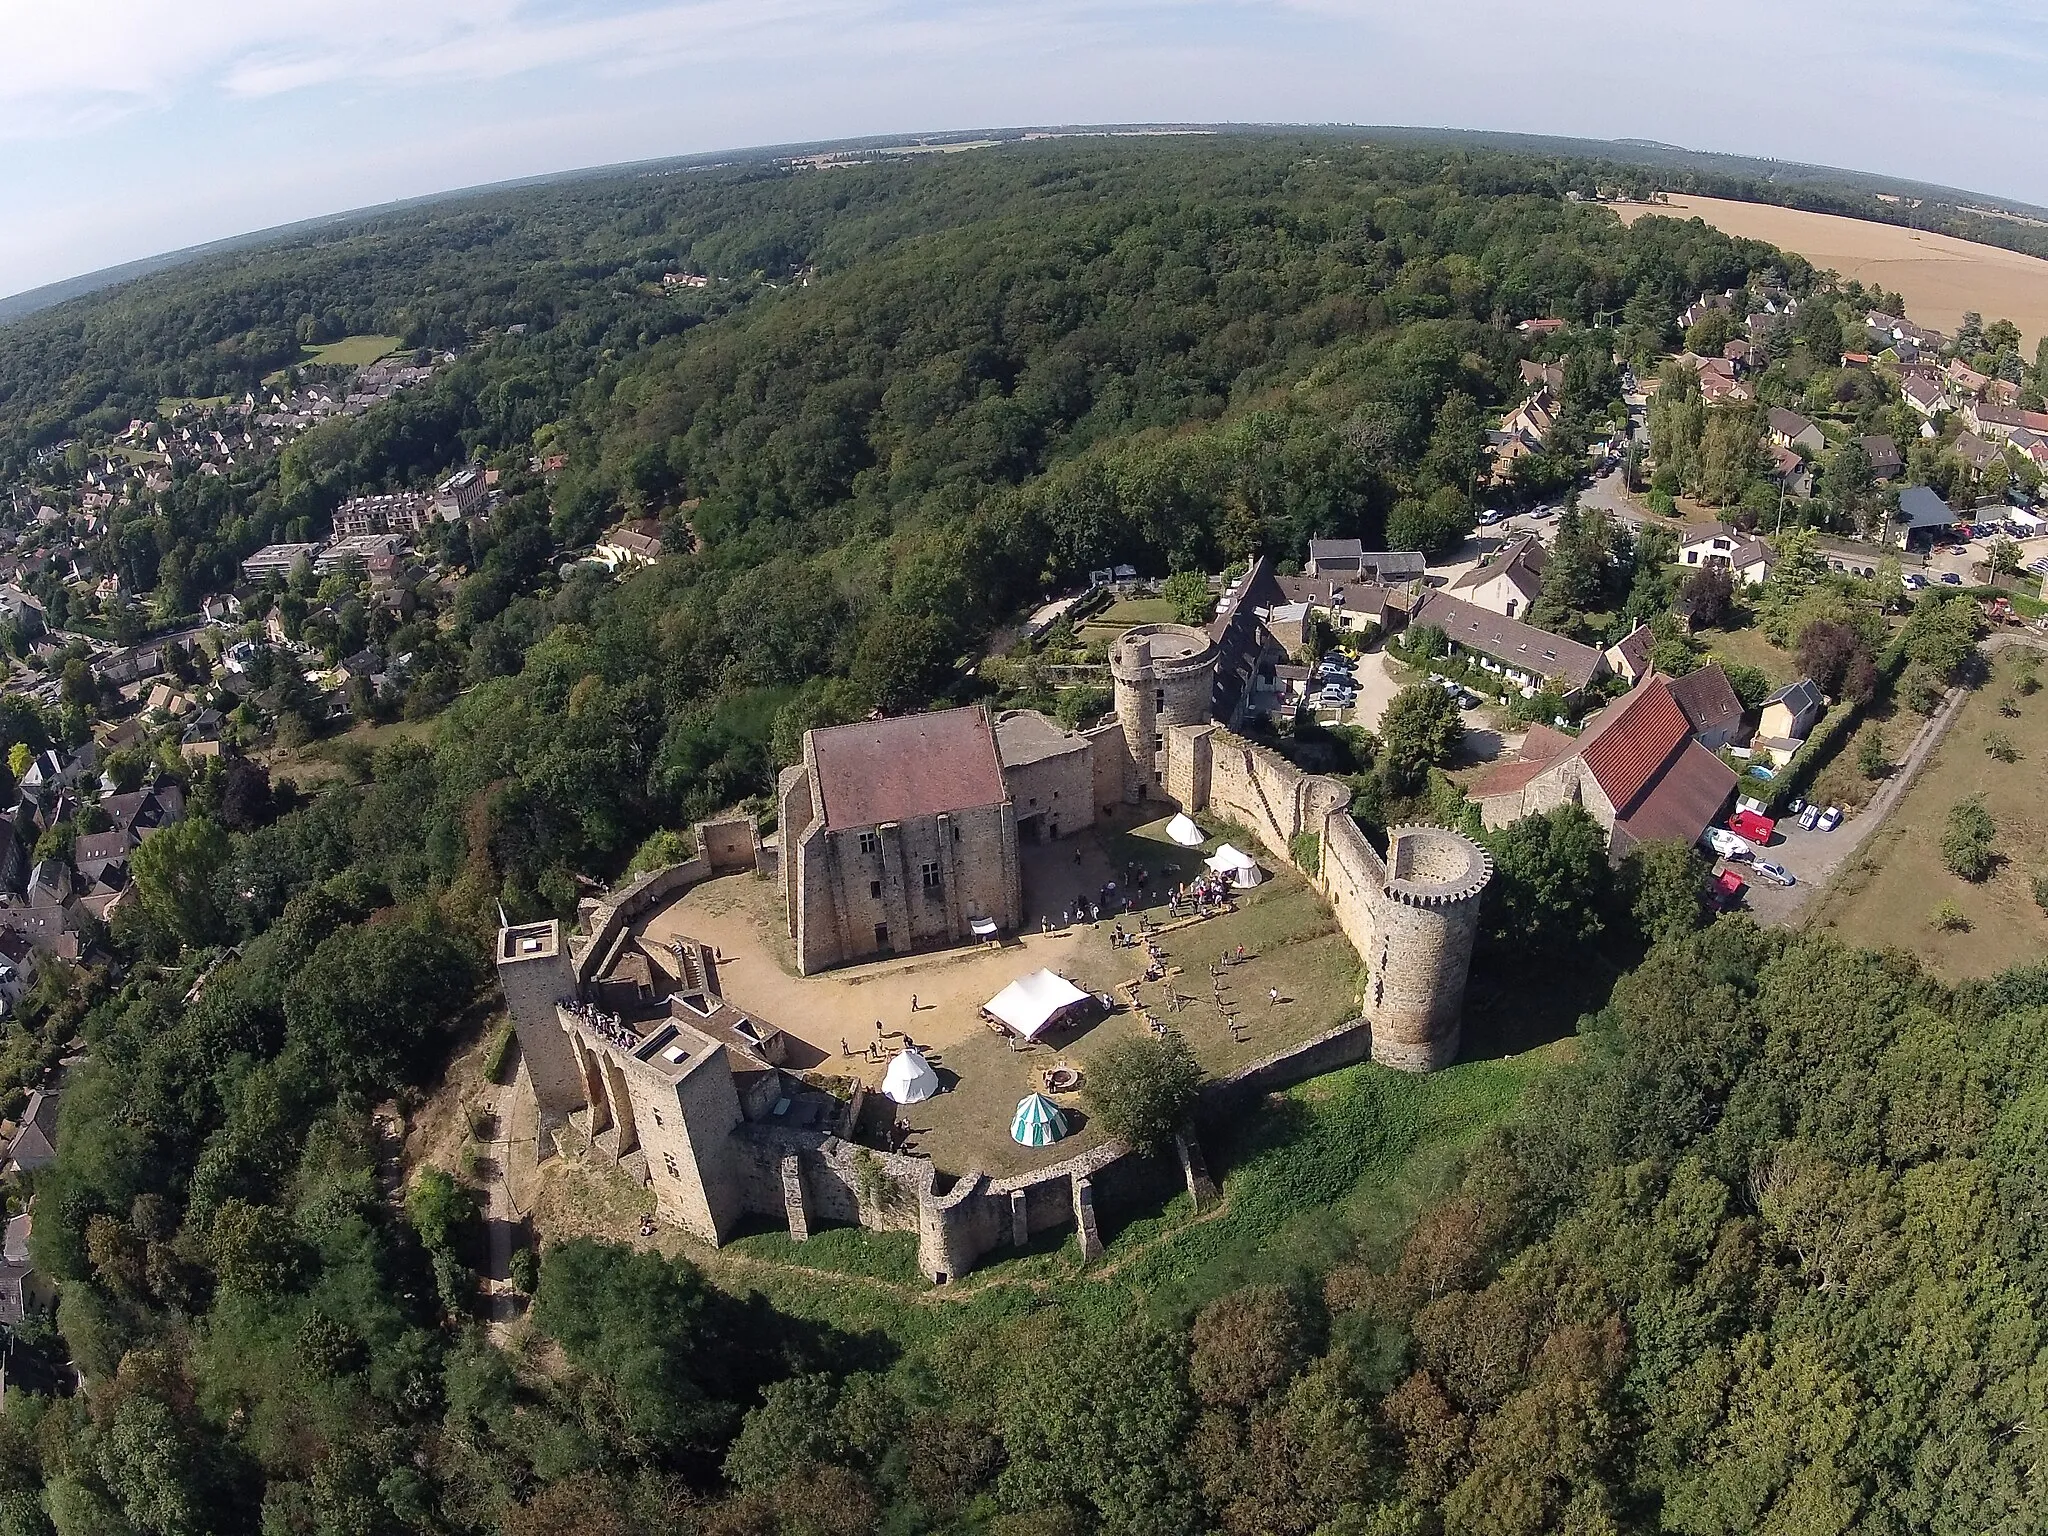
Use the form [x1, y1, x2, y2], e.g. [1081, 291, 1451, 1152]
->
[1447, 534, 1547, 619]
[1677, 523, 1774, 586]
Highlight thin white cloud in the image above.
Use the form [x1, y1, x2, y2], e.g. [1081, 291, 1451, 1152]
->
[5, 0, 2048, 299]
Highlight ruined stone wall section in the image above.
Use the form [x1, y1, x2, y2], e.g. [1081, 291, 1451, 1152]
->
[1003, 745, 1095, 841]
[573, 857, 714, 990]
[1083, 721, 1128, 817]
[694, 815, 759, 875]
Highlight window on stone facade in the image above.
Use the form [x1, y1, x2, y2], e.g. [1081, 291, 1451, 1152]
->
[663, 1153, 680, 1179]
[921, 861, 941, 891]
[870, 879, 882, 898]
[858, 830, 879, 854]
[652, 1110, 663, 1127]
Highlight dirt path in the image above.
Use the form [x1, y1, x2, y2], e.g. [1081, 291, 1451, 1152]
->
[643, 848, 1187, 1085]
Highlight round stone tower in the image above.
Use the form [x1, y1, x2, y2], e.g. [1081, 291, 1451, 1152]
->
[1109, 623, 1218, 801]
[1369, 825, 1493, 1072]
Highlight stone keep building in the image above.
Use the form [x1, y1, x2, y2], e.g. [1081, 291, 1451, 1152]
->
[1109, 623, 1218, 801]
[779, 707, 1024, 975]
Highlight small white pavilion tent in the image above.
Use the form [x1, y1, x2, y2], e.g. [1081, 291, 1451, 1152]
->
[881, 1047, 939, 1105]
[1205, 843, 1264, 888]
[1165, 813, 1206, 847]
[983, 969, 1093, 1040]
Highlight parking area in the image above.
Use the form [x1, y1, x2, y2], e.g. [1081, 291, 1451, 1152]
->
[1711, 812, 1862, 924]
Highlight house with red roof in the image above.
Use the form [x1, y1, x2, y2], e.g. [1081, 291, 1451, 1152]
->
[1471, 673, 1739, 857]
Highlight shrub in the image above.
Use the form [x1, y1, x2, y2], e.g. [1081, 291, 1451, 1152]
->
[2034, 875, 2048, 915]
[1646, 489, 1677, 515]
[508, 1245, 539, 1294]
[1084, 1034, 1203, 1155]
[1985, 732, 2021, 763]
[1289, 832, 1322, 877]
[1161, 570, 1213, 627]
[1998, 695, 2020, 717]
[1941, 795, 1996, 881]
[480, 1019, 516, 1083]
[626, 827, 694, 877]
[1856, 726, 1888, 780]
[1931, 900, 1970, 932]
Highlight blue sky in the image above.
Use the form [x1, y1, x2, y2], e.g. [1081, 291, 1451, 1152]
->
[5, 0, 2048, 301]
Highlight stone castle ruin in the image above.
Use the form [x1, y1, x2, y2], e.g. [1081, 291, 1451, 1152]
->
[494, 560, 1494, 1279]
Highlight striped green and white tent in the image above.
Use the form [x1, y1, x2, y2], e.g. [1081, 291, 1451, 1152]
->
[1011, 1093, 1070, 1147]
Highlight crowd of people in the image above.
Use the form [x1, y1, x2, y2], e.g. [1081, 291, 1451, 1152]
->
[563, 998, 641, 1051]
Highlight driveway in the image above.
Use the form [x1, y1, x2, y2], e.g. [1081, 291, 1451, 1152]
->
[1344, 651, 1406, 733]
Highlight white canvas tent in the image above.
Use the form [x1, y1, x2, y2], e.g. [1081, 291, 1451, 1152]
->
[1205, 843, 1264, 888]
[983, 969, 1093, 1040]
[1165, 813, 1206, 848]
[881, 1047, 939, 1105]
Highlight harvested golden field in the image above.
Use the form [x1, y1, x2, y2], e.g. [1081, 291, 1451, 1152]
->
[1616, 195, 2048, 350]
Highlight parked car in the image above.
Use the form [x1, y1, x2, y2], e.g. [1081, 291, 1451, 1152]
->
[1752, 860, 1796, 887]
[1799, 804, 1821, 830]
[1526, 503, 1555, 520]
[1729, 809, 1776, 844]
[1902, 572, 1929, 590]
[1704, 828, 1754, 861]
[1479, 507, 1508, 526]
[1708, 869, 1748, 911]
[1940, 572, 1964, 586]
[1817, 806, 1842, 832]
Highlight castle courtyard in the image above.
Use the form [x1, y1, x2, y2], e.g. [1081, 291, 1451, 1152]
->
[637, 815, 1362, 1179]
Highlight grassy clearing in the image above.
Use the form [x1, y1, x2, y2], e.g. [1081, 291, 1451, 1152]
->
[306, 333, 404, 368]
[727, 1227, 928, 1287]
[1808, 650, 2048, 976]
[702, 1046, 1552, 1347]
[261, 716, 436, 789]
[260, 334, 406, 385]
[157, 394, 236, 416]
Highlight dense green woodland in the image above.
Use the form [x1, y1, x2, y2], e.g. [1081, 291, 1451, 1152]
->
[5, 140, 2025, 1535]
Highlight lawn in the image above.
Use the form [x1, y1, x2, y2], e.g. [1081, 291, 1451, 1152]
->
[260, 715, 436, 789]
[157, 394, 236, 416]
[1699, 620, 1800, 687]
[1807, 649, 2048, 977]
[306, 333, 405, 368]
[1076, 596, 1179, 647]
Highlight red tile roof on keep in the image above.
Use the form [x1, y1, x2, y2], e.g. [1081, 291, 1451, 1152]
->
[1577, 677, 1692, 815]
[810, 706, 1008, 831]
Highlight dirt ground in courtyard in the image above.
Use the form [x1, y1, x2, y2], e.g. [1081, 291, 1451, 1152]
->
[639, 815, 1362, 1177]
